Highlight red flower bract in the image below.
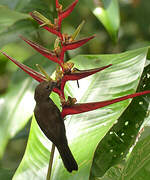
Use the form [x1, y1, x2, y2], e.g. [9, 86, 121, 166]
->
[1, 51, 46, 82]
[61, 91, 150, 118]
[29, 11, 63, 39]
[57, 0, 79, 29]
[20, 36, 60, 65]
[60, 64, 112, 96]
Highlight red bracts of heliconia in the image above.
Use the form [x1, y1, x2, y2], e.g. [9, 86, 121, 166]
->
[60, 35, 96, 61]
[63, 36, 95, 51]
[2, 52, 150, 120]
[20, 35, 95, 68]
[53, 87, 64, 99]
[55, 0, 61, 10]
[2, 0, 150, 121]
[60, 64, 112, 92]
[1, 50, 112, 99]
[61, 90, 150, 118]
[29, 11, 63, 40]
[20, 36, 61, 65]
[2, 49, 150, 117]
[56, 0, 79, 29]
[1, 50, 64, 98]
[1, 52, 46, 82]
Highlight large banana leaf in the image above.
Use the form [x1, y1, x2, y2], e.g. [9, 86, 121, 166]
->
[119, 128, 150, 180]
[90, 63, 150, 178]
[13, 47, 149, 180]
[99, 126, 150, 180]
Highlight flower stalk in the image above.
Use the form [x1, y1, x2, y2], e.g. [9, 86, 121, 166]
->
[46, 144, 55, 180]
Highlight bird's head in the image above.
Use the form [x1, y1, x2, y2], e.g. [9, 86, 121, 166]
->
[34, 81, 57, 102]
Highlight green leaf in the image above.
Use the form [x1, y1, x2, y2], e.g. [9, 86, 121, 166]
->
[90, 63, 150, 178]
[0, 19, 38, 48]
[98, 165, 122, 180]
[13, 47, 149, 180]
[0, 0, 51, 13]
[19, 0, 53, 17]
[0, 0, 54, 22]
[0, 0, 23, 9]
[120, 132, 150, 180]
[0, 54, 56, 158]
[99, 126, 150, 180]
[0, 0, 52, 48]
[83, 0, 120, 42]
[0, 5, 30, 31]
[0, 168, 14, 180]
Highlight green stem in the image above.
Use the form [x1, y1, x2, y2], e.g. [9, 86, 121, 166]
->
[46, 143, 55, 180]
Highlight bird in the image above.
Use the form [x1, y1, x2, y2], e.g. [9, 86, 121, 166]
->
[34, 80, 78, 172]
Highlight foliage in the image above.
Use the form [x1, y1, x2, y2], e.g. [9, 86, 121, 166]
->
[0, 0, 150, 180]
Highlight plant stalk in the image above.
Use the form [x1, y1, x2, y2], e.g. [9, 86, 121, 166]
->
[46, 143, 55, 180]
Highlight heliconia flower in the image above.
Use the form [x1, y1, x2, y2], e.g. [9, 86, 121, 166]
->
[2, 50, 150, 123]
[20, 36, 61, 65]
[55, 0, 61, 10]
[31, 0, 79, 37]
[30, 6, 95, 69]
[61, 90, 150, 118]
[2, 0, 150, 127]
[60, 64, 112, 92]
[63, 35, 95, 51]
[57, 0, 79, 29]
[1, 52, 46, 82]
[1, 50, 112, 99]
[29, 11, 63, 40]
[51, 64, 113, 100]
[1, 51, 65, 98]
[20, 35, 95, 71]
[60, 35, 95, 61]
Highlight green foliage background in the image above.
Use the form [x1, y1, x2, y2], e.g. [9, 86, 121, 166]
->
[0, 0, 150, 179]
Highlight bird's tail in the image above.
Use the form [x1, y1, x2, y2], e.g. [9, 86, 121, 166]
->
[57, 143, 78, 172]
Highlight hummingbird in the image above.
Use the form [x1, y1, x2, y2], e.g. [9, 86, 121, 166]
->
[34, 81, 78, 172]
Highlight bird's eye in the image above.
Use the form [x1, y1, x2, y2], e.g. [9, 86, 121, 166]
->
[46, 85, 49, 89]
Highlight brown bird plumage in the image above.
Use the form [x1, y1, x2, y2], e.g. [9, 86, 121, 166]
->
[34, 81, 78, 172]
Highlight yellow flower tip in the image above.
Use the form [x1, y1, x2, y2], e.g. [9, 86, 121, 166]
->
[56, 4, 63, 13]
[60, 96, 66, 106]
[36, 64, 52, 81]
[62, 33, 72, 43]
[32, 11, 54, 28]
[55, 69, 64, 81]
[39, 22, 54, 28]
[54, 46, 61, 57]
[71, 20, 85, 41]
[63, 62, 74, 73]
[54, 37, 60, 49]
[66, 96, 77, 106]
